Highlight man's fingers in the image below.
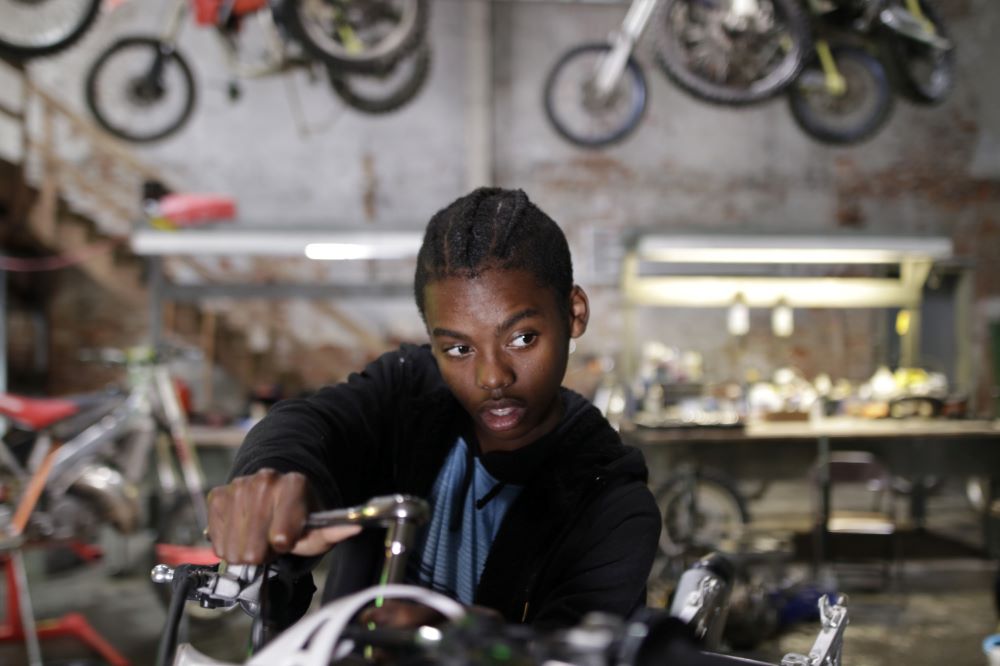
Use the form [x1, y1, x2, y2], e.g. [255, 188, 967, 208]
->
[267, 472, 310, 553]
[290, 525, 362, 556]
[205, 468, 314, 564]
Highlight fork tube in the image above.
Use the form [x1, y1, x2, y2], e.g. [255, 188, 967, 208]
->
[815, 39, 846, 96]
[904, 0, 936, 34]
[594, 0, 656, 98]
[154, 367, 209, 530]
[160, 0, 189, 46]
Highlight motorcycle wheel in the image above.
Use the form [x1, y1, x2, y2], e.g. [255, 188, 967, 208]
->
[543, 43, 648, 148]
[654, 469, 750, 559]
[788, 45, 893, 145]
[886, 0, 953, 104]
[328, 43, 431, 114]
[281, 0, 428, 74]
[653, 0, 810, 105]
[85, 36, 196, 143]
[0, 0, 101, 60]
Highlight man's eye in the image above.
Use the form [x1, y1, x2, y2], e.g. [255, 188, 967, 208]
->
[510, 333, 537, 348]
[444, 345, 471, 357]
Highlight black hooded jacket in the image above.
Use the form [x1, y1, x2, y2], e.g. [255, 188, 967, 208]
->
[231, 343, 661, 629]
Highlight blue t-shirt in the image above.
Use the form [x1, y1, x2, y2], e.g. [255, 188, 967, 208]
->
[414, 437, 522, 604]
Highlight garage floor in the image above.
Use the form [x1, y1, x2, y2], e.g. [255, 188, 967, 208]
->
[0, 479, 997, 666]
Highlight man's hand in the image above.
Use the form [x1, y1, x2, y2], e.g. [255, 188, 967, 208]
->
[206, 468, 360, 563]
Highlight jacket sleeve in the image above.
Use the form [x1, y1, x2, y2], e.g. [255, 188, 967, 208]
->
[229, 345, 424, 509]
[529, 481, 661, 630]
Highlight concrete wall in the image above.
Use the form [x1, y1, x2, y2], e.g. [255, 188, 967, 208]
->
[16, 0, 1000, 411]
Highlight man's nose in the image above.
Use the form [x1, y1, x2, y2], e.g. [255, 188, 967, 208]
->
[476, 353, 514, 391]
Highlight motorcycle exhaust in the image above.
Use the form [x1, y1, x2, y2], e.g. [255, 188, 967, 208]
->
[69, 464, 142, 533]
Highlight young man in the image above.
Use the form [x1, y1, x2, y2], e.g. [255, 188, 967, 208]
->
[206, 187, 660, 630]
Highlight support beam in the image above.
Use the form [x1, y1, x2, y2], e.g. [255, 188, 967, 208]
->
[161, 282, 412, 301]
[465, 0, 494, 188]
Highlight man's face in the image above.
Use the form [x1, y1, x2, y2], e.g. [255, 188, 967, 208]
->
[423, 267, 587, 454]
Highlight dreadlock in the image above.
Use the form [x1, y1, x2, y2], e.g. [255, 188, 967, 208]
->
[414, 187, 574, 322]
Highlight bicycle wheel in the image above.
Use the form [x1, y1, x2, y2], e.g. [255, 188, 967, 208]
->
[653, 0, 809, 105]
[328, 42, 430, 114]
[85, 36, 196, 143]
[0, 0, 101, 60]
[281, 0, 428, 74]
[655, 469, 750, 558]
[543, 43, 648, 148]
[788, 45, 893, 145]
[884, 0, 953, 104]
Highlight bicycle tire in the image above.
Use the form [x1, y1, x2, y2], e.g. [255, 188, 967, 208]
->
[328, 42, 430, 114]
[0, 0, 101, 60]
[543, 42, 648, 148]
[653, 0, 810, 105]
[654, 469, 751, 558]
[788, 45, 894, 145]
[281, 0, 429, 74]
[884, 0, 953, 105]
[85, 36, 197, 143]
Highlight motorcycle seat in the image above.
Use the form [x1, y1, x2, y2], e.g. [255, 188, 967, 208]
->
[0, 393, 80, 431]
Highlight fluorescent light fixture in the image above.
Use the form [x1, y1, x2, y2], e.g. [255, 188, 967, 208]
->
[636, 235, 952, 264]
[131, 229, 423, 259]
[625, 276, 922, 308]
[304, 243, 376, 261]
[772, 299, 793, 337]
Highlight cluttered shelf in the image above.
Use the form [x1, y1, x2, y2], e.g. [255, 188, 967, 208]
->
[627, 415, 1000, 442]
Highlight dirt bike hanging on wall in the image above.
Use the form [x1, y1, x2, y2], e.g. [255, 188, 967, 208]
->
[544, 0, 811, 147]
[80, 0, 429, 142]
[787, 0, 954, 145]
[543, 0, 952, 148]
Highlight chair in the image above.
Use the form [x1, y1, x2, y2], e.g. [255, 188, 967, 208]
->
[812, 451, 901, 589]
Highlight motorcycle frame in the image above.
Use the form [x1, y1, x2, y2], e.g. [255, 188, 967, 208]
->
[160, 539, 849, 666]
[0, 352, 209, 541]
[154, 0, 304, 82]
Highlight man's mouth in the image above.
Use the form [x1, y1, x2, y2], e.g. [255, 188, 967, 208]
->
[478, 399, 526, 432]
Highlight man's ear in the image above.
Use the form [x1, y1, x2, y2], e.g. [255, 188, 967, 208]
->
[568, 285, 589, 339]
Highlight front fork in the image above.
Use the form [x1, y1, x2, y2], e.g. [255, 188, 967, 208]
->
[815, 39, 846, 96]
[153, 367, 210, 532]
[591, 0, 658, 101]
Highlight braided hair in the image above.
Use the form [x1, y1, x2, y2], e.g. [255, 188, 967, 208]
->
[414, 187, 574, 323]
